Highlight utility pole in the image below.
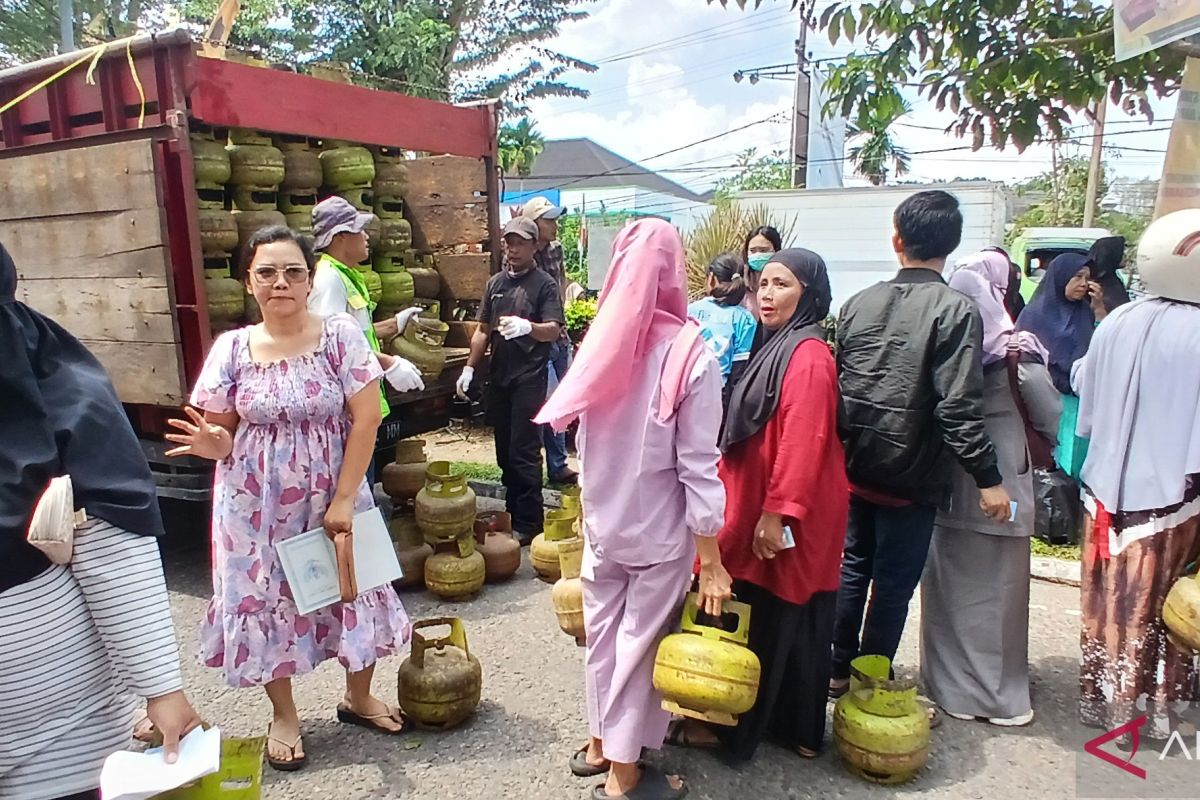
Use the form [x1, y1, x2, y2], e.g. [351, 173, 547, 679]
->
[58, 0, 75, 52]
[790, 1, 812, 188]
[1083, 98, 1107, 227]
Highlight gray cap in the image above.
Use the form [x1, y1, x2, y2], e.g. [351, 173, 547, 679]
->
[312, 196, 375, 251]
[503, 217, 539, 240]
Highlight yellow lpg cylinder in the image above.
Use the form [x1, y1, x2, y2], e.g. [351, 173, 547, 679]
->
[551, 537, 585, 646]
[474, 512, 521, 583]
[388, 513, 432, 591]
[415, 461, 477, 546]
[1164, 574, 1200, 652]
[397, 618, 482, 730]
[652, 593, 760, 727]
[382, 439, 428, 507]
[832, 655, 930, 784]
[424, 535, 485, 599]
[530, 508, 578, 582]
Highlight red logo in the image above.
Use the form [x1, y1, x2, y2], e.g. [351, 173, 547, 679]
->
[1084, 716, 1148, 779]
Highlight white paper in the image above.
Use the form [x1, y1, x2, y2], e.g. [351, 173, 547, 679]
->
[100, 726, 221, 800]
[277, 507, 403, 614]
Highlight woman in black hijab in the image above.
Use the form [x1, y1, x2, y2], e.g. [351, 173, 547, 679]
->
[667, 250, 850, 762]
[0, 243, 200, 800]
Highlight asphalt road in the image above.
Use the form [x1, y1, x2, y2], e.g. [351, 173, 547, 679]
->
[159, 501, 1095, 800]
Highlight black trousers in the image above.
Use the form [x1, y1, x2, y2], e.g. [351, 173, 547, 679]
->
[487, 374, 547, 534]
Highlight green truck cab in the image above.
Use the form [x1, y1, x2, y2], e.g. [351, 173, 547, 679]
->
[1009, 227, 1113, 302]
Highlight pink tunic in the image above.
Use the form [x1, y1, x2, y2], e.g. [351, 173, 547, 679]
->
[576, 338, 725, 764]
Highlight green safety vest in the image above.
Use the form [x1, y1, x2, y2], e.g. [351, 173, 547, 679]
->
[317, 254, 390, 418]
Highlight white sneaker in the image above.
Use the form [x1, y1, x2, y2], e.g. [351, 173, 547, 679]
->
[987, 710, 1035, 727]
[943, 709, 975, 721]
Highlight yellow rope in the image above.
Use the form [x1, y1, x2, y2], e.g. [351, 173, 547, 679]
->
[0, 39, 145, 129]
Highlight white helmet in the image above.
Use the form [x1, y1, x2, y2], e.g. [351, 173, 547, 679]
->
[1137, 209, 1200, 304]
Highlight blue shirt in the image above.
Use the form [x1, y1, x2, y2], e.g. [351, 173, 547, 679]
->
[687, 297, 756, 382]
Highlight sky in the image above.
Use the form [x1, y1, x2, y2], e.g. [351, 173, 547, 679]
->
[524, 0, 1176, 194]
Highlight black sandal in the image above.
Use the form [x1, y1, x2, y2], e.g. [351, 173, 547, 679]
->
[336, 702, 409, 735]
[591, 764, 687, 799]
[570, 745, 609, 777]
[664, 718, 719, 751]
[265, 724, 307, 772]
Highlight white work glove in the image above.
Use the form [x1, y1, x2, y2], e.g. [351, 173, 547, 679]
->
[498, 316, 533, 340]
[456, 366, 475, 399]
[384, 357, 425, 393]
[394, 307, 422, 335]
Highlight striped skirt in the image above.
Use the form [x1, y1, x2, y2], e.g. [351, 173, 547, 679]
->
[0, 520, 182, 800]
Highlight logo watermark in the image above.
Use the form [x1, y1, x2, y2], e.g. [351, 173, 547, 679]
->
[1077, 714, 1200, 798]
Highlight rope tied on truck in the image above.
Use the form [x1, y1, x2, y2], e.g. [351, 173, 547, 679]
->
[0, 38, 146, 128]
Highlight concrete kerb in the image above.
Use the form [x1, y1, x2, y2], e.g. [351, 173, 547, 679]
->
[468, 479, 567, 509]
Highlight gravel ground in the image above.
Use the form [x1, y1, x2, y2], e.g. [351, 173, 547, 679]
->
[159, 496, 1103, 800]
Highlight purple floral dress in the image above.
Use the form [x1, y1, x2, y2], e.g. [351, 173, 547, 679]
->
[190, 313, 410, 688]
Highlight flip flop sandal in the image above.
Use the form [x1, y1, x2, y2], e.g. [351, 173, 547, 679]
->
[336, 702, 409, 735]
[828, 680, 850, 700]
[570, 745, 610, 777]
[795, 745, 819, 759]
[266, 725, 307, 772]
[664, 718, 720, 751]
[591, 764, 687, 800]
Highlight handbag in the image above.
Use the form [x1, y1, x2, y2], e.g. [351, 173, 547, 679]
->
[26, 475, 87, 564]
[1005, 346, 1056, 470]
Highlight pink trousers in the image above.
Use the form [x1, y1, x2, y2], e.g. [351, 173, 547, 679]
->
[582, 549, 692, 764]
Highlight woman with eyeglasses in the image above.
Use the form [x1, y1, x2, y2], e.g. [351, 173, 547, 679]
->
[167, 226, 411, 771]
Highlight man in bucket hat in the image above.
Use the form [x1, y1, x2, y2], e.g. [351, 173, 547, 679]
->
[308, 197, 424, 410]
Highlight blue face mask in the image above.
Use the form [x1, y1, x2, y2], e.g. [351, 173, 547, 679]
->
[747, 252, 773, 272]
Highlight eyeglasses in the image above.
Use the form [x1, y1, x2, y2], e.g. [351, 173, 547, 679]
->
[251, 265, 310, 285]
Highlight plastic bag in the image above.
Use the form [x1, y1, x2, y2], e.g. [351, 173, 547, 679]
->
[1034, 468, 1083, 545]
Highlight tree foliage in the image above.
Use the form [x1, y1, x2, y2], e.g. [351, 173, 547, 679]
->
[847, 93, 911, 185]
[684, 202, 798, 297]
[819, 0, 1186, 153]
[713, 148, 792, 201]
[1007, 156, 1150, 262]
[0, 0, 160, 65]
[498, 117, 545, 177]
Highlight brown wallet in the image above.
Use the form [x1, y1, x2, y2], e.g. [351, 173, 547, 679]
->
[332, 531, 358, 602]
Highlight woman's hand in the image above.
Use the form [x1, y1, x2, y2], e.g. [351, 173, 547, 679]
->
[323, 495, 356, 538]
[145, 690, 203, 764]
[165, 407, 232, 461]
[1087, 281, 1108, 320]
[752, 512, 787, 560]
[697, 559, 733, 617]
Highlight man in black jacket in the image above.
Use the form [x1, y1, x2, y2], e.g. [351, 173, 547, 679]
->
[830, 190, 1012, 693]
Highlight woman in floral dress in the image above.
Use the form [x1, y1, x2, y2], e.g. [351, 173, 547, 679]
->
[167, 226, 410, 771]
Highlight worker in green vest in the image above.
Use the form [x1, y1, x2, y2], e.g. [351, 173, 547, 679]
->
[308, 197, 424, 415]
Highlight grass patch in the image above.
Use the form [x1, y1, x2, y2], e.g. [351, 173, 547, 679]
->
[1031, 538, 1081, 561]
[449, 460, 574, 491]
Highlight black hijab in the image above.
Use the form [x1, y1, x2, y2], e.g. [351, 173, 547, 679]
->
[721, 248, 832, 451]
[1, 243, 164, 593]
[1088, 236, 1131, 311]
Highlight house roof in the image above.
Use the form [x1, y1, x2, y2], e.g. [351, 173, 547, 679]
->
[509, 138, 713, 204]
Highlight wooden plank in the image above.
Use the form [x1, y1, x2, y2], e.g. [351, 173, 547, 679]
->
[435, 253, 491, 301]
[80, 341, 184, 406]
[12, 246, 170, 281]
[2, 209, 167, 265]
[0, 139, 159, 220]
[17, 277, 176, 343]
[408, 204, 490, 250]
[403, 156, 488, 208]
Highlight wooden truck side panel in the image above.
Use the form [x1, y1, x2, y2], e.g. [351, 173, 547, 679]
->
[0, 137, 187, 406]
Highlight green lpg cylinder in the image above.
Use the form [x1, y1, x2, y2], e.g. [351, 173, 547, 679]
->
[832, 655, 930, 785]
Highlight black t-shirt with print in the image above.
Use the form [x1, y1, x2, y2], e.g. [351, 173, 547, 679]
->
[477, 267, 565, 387]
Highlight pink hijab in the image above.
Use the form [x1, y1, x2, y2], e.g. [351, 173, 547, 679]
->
[535, 218, 702, 432]
[948, 251, 1049, 365]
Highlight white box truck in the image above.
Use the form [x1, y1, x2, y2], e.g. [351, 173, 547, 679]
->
[737, 182, 1011, 311]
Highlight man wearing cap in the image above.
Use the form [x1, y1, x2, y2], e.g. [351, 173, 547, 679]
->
[309, 197, 425, 413]
[522, 196, 578, 485]
[457, 217, 565, 544]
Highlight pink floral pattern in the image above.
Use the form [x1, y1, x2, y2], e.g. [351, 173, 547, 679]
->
[190, 314, 410, 687]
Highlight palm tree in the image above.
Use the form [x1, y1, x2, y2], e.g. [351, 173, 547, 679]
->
[847, 96, 912, 186]
[498, 117, 545, 177]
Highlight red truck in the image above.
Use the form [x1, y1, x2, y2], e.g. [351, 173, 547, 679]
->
[0, 30, 500, 502]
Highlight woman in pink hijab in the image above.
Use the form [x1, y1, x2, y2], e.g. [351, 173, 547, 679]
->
[920, 250, 1061, 727]
[536, 218, 732, 800]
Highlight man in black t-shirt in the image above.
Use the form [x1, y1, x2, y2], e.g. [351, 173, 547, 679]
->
[457, 217, 565, 543]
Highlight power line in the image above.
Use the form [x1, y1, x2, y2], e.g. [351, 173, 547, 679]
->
[596, 8, 792, 65]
